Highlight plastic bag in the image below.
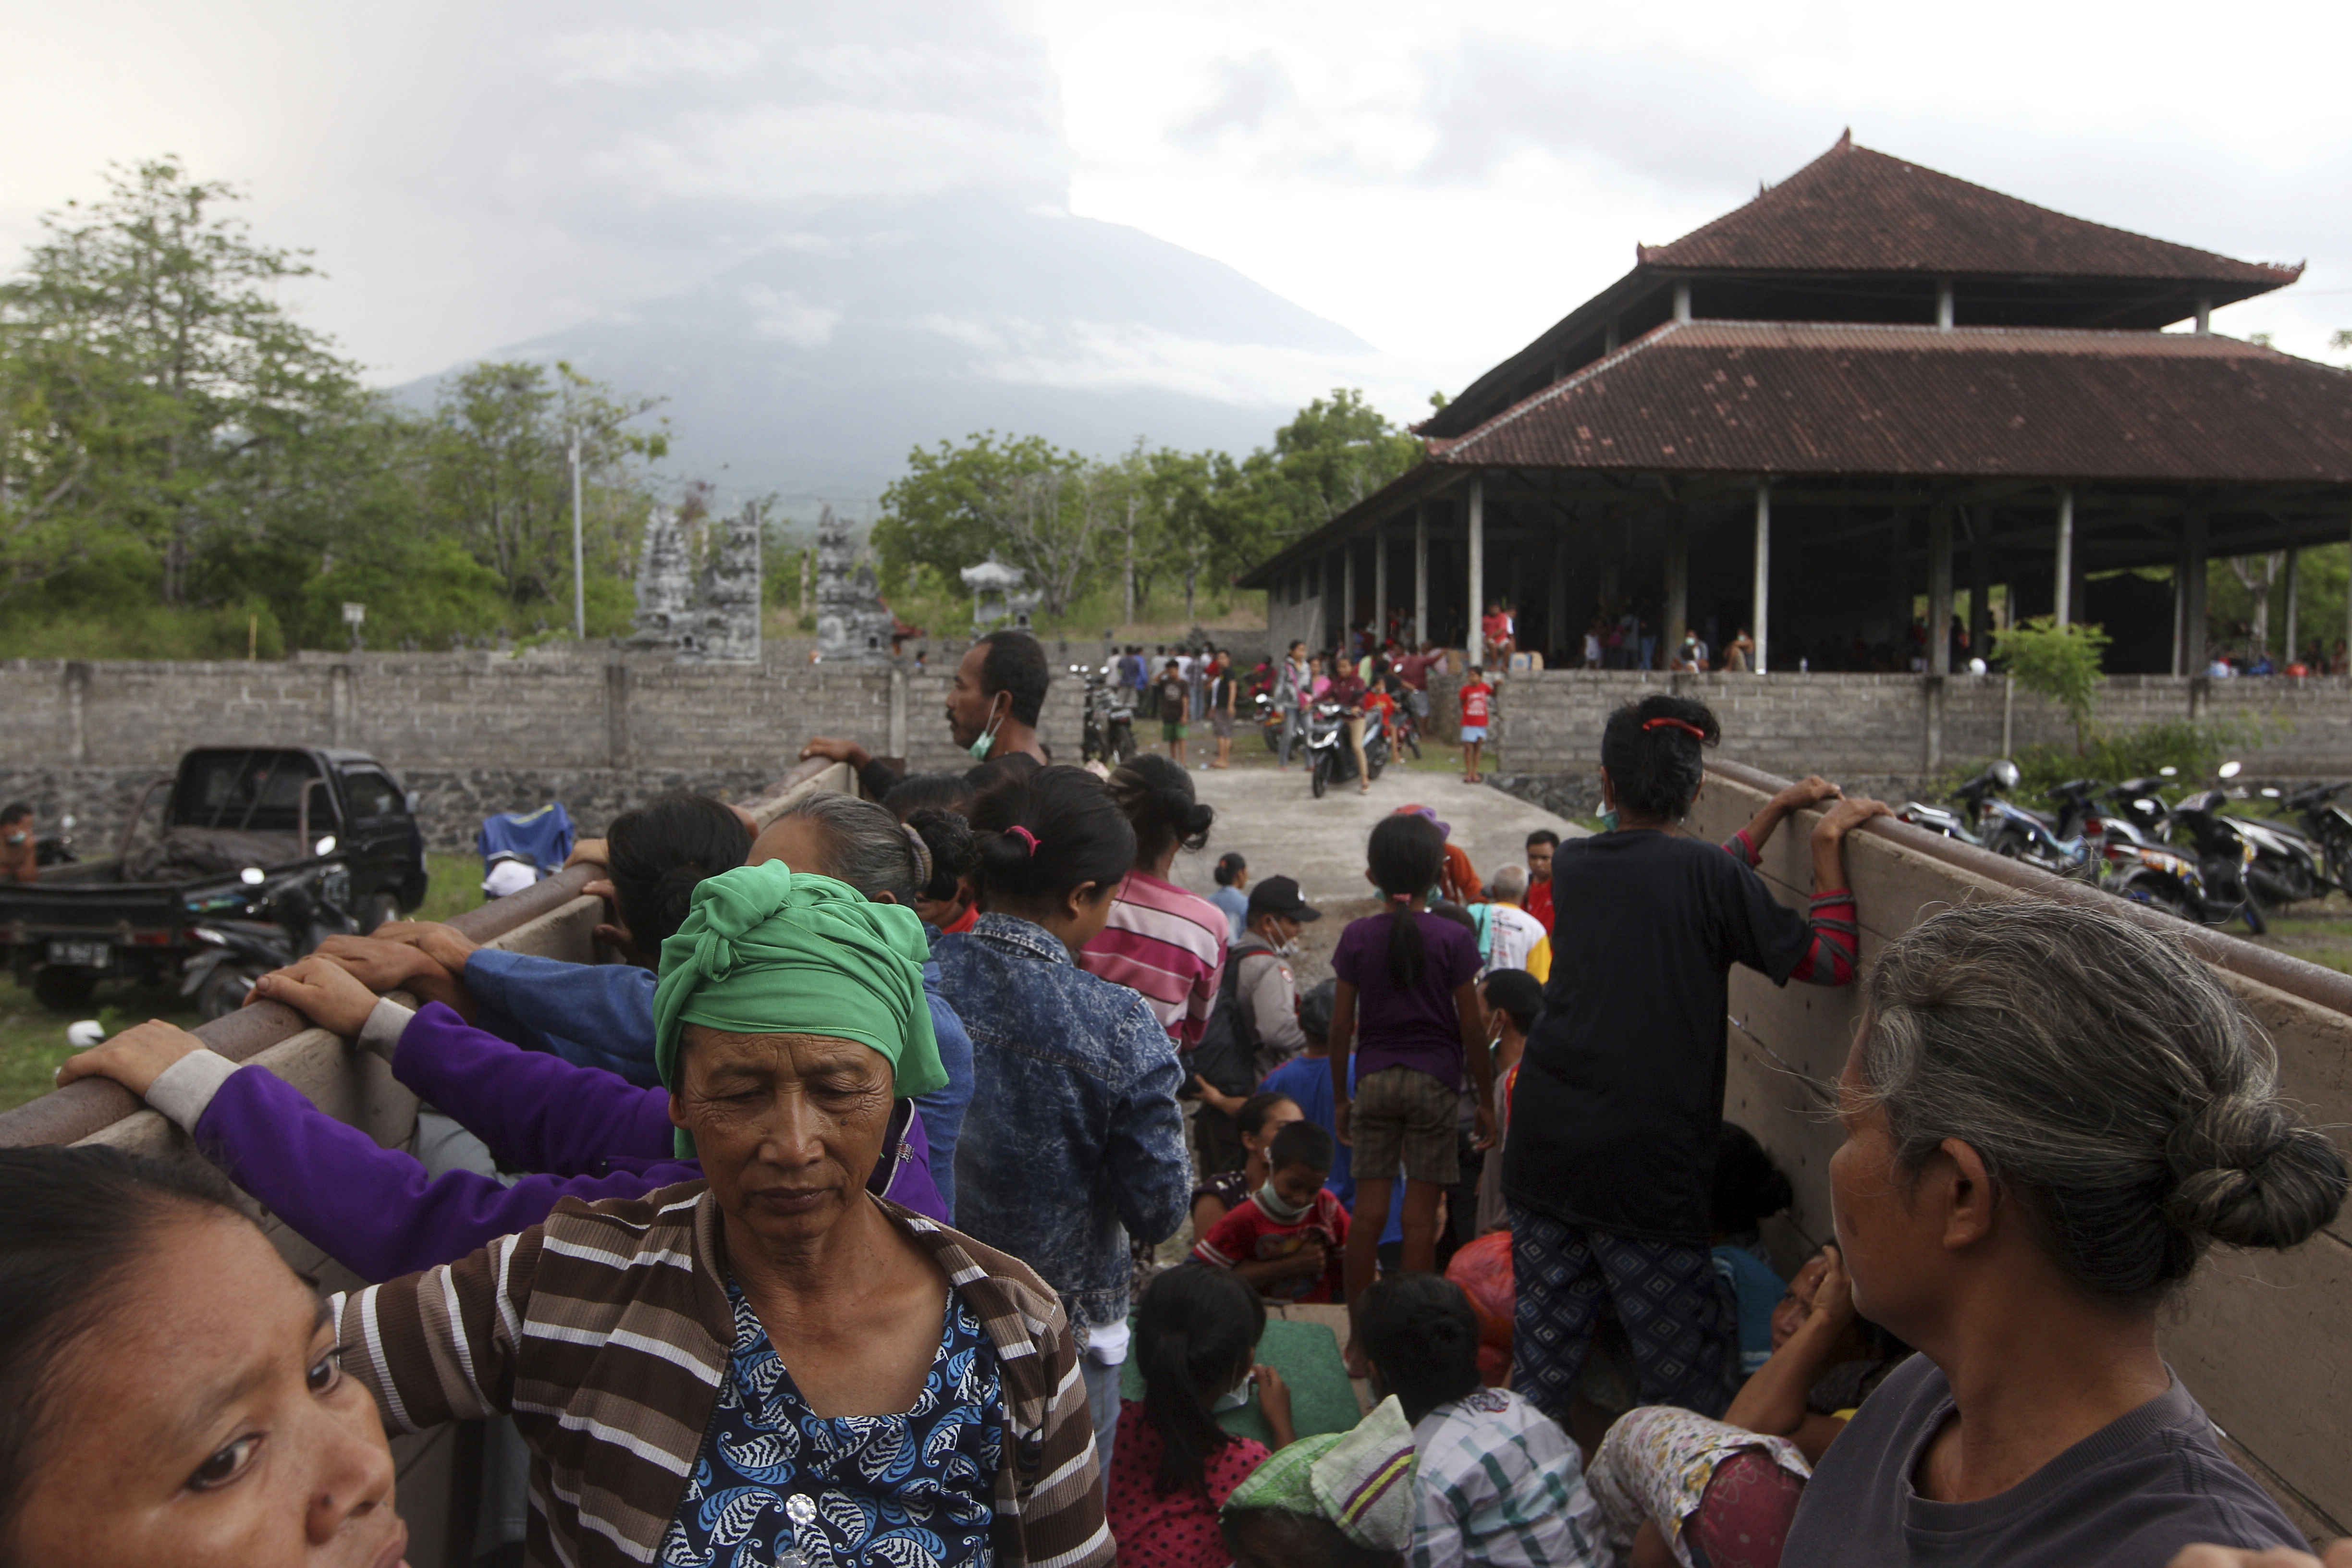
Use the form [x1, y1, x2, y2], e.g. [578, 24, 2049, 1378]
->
[1446, 1230, 1514, 1351]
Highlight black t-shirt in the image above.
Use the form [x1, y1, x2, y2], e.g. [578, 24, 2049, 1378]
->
[1501, 829, 1813, 1242]
[1783, 1354, 2304, 1567]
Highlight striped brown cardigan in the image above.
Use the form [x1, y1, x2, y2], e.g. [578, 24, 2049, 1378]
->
[333, 1182, 1112, 1568]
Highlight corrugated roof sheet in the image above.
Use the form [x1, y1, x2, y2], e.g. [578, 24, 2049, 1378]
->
[1638, 135, 2300, 288]
[1428, 322, 2352, 484]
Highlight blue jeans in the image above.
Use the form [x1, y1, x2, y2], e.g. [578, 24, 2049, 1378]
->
[1082, 1356, 1122, 1473]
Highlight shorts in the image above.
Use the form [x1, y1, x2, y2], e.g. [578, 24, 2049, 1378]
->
[1212, 711, 1235, 738]
[1163, 720, 1187, 741]
[1351, 1066, 1461, 1185]
[1459, 725, 1488, 743]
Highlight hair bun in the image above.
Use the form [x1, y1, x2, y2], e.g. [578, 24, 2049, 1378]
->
[2163, 1095, 2348, 1251]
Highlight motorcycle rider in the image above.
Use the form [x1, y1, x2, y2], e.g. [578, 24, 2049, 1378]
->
[1326, 657, 1373, 796]
[1274, 640, 1311, 772]
[0, 802, 36, 883]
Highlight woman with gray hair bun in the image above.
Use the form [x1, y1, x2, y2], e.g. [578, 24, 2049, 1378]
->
[1778, 898, 2346, 1568]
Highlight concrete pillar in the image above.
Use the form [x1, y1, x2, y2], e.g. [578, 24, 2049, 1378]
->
[1936, 280, 1955, 331]
[1664, 507, 1690, 660]
[1342, 543, 1357, 649]
[1605, 318, 1622, 352]
[2194, 296, 2213, 335]
[64, 661, 90, 765]
[1548, 534, 1570, 666]
[1373, 525, 1388, 641]
[605, 659, 633, 767]
[328, 664, 354, 749]
[1927, 504, 1954, 676]
[1414, 503, 1429, 648]
[2052, 488, 2075, 629]
[887, 665, 909, 760]
[1467, 476, 1485, 662]
[1673, 282, 1692, 323]
[1969, 508, 1993, 662]
[1752, 480, 1772, 674]
[2182, 508, 2209, 675]
[2283, 547, 2300, 665]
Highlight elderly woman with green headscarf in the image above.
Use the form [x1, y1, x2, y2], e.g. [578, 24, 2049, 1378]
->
[326, 860, 1114, 1568]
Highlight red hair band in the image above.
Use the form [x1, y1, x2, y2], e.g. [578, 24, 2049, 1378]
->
[1644, 717, 1708, 740]
[1006, 826, 1042, 856]
[1390, 892, 1414, 904]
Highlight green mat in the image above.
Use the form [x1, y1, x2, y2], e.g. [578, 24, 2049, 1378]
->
[1118, 1316, 1364, 1444]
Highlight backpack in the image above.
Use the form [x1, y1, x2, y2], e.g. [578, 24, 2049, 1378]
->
[1189, 948, 1278, 1097]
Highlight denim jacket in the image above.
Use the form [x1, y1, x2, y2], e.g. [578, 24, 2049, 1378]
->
[933, 913, 1189, 1334]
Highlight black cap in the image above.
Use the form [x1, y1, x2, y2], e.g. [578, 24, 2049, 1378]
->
[1246, 875, 1320, 921]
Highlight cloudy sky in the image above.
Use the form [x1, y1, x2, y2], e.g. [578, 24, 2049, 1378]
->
[5, 0, 2349, 423]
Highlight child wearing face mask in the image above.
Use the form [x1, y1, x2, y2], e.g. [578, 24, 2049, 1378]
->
[1193, 1119, 1349, 1303]
[1109, 1263, 1297, 1568]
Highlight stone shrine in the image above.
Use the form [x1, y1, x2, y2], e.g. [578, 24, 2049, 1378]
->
[813, 506, 896, 662]
[960, 554, 1041, 632]
[627, 502, 763, 662]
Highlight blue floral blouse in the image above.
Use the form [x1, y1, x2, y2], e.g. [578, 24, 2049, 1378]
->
[657, 1275, 1004, 1568]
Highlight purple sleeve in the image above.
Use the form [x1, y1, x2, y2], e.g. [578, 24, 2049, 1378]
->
[1329, 918, 1364, 987]
[192, 1063, 699, 1282]
[1445, 919, 1484, 988]
[392, 1002, 675, 1174]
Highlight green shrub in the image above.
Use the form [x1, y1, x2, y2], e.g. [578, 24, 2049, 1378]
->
[1994, 617, 2110, 753]
[1936, 717, 2263, 807]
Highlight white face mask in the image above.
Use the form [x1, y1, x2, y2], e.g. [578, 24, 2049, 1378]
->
[967, 698, 1006, 761]
[1213, 1374, 1254, 1413]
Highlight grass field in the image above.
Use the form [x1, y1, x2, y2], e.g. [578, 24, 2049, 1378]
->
[0, 852, 488, 1113]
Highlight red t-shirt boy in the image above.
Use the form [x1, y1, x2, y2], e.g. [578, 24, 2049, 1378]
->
[1192, 1122, 1349, 1303]
[1458, 673, 1495, 735]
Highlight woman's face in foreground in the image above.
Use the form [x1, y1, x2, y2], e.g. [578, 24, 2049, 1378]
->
[676, 1026, 896, 1246]
[11, 1211, 404, 1568]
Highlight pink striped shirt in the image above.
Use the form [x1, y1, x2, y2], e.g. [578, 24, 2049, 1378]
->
[1079, 870, 1228, 1048]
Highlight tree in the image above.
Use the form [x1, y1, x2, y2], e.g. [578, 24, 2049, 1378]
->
[1996, 616, 2110, 754]
[1212, 389, 1424, 581]
[874, 432, 1105, 616]
[422, 360, 667, 611]
[0, 158, 371, 604]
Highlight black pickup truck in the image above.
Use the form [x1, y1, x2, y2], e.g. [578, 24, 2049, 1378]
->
[0, 747, 429, 1008]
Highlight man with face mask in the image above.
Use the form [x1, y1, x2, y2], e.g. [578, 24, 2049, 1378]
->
[0, 803, 36, 883]
[802, 630, 1051, 796]
[1234, 876, 1317, 1071]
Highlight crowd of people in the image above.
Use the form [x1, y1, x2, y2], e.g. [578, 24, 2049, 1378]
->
[5, 628, 2349, 1568]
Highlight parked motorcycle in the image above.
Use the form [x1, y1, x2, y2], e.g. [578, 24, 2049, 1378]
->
[1897, 759, 2017, 847]
[2278, 781, 2352, 894]
[1075, 665, 1137, 767]
[2116, 765, 2268, 934]
[2233, 803, 2328, 907]
[181, 850, 361, 1021]
[1305, 701, 1392, 798]
[34, 813, 76, 868]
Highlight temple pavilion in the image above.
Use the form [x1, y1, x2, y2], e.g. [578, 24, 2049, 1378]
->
[1238, 132, 2352, 675]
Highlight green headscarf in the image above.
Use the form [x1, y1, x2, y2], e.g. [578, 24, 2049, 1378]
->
[653, 861, 945, 1152]
[1222, 1395, 1417, 1551]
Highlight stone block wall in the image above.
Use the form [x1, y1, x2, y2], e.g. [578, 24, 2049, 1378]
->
[0, 648, 1090, 854]
[1431, 668, 2352, 783]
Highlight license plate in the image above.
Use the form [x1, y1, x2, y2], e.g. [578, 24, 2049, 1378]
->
[45, 941, 109, 968]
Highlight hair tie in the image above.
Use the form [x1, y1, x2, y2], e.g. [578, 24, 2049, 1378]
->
[902, 822, 934, 889]
[1007, 825, 1042, 857]
[1644, 717, 1707, 740]
[1390, 892, 1414, 904]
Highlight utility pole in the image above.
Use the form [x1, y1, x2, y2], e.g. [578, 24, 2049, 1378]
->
[569, 430, 587, 640]
[1124, 494, 1138, 626]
